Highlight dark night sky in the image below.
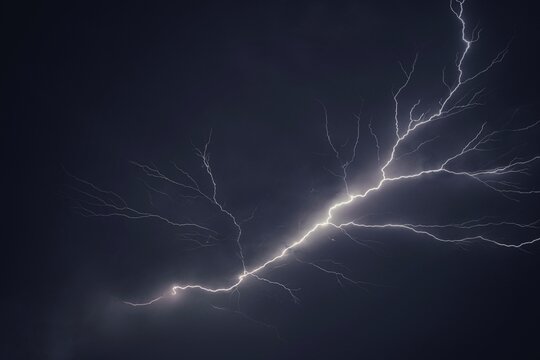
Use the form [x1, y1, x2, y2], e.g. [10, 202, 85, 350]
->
[5, 0, 540, 359]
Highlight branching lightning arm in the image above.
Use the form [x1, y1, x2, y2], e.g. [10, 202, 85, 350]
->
[69, 0, 540, 307]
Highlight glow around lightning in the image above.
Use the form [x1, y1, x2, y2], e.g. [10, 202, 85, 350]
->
[70, 0, 540, 306]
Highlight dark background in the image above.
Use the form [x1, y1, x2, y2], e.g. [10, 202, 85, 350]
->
[5, 0, 540, 359]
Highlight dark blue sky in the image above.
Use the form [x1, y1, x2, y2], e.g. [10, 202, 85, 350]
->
[6, 0, 540, 358]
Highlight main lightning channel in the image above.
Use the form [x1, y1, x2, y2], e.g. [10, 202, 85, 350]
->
[88, 0, 539, 306]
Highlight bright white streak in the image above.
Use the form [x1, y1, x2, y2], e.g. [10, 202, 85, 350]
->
[118, 0, 540, 305]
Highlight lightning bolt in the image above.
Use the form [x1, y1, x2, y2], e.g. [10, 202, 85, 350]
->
[69, 0, 540, 307]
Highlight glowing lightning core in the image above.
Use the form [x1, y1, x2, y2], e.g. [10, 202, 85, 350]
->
[71, 0, 540, 307]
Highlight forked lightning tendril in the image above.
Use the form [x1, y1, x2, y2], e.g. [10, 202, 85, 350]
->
[69, 0, 540, 307]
